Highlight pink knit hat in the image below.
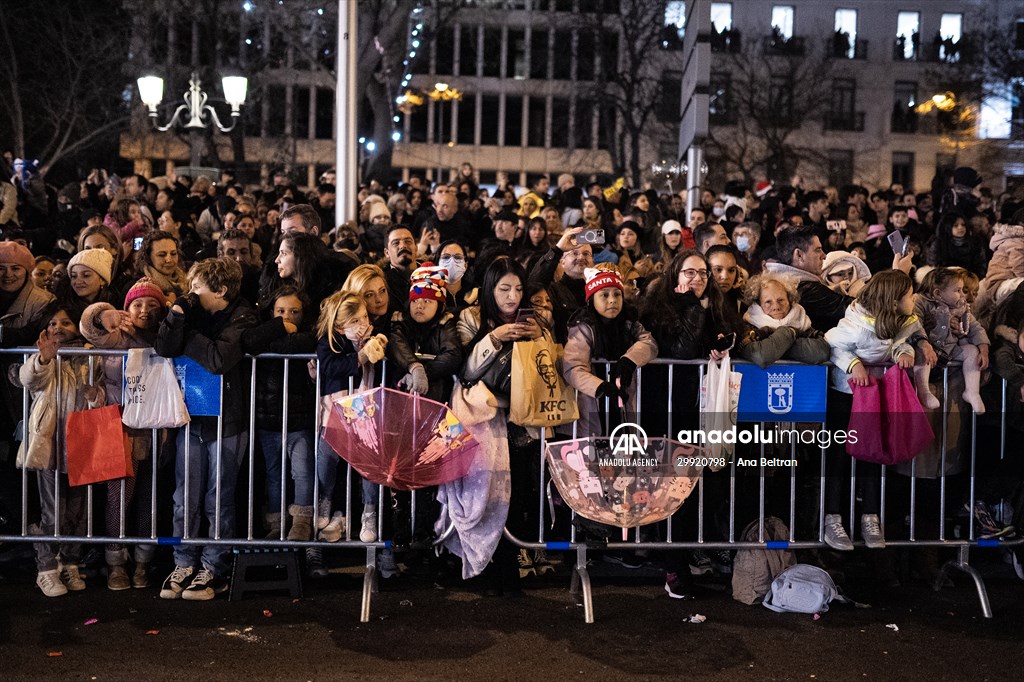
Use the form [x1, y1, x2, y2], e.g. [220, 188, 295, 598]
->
[0, 241, 34, 272]
[124, 279, 167, 309]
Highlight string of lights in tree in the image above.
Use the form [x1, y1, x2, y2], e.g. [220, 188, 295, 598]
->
[391, 4, 426, 144]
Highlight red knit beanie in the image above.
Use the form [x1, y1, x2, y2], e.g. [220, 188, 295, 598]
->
[124, 279, 167, 309]
[584, 267, 623, 301]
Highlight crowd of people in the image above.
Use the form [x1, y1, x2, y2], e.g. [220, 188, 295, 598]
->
[1, 157, 1023, 602]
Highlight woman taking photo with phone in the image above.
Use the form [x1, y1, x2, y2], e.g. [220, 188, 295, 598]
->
[443, 258, 544, 596]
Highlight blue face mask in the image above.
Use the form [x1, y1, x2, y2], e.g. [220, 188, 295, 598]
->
[735, 236, 750, 253]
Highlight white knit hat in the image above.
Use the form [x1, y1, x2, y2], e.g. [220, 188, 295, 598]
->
[68, 248, 113, 284]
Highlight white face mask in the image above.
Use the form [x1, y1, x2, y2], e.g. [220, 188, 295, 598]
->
[735, 236, 750, 253]
[344, 323, 370, 342]
[712, 207, 726, 218]
[438, 256, 467, 283]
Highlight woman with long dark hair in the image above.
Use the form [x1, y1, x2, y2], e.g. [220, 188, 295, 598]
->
[639, 249, 742, 599]
[443, 258, 544, 595]
[260, 231, 341, 312]
[515, 216, 549, 274]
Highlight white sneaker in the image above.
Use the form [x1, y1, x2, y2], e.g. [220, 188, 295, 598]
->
[824, 514, 854, 551]
[861, 514, 886, 549]
[36, 569, 68, 597]
[360, 506, 378, 543]
[159, 565, 195, 600]
[60, 563, 86, 591]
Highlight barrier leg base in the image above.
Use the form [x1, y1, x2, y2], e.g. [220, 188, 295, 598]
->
[937, 545, 992, 619]
[360, 546, 376, 623]
[569, 546, 594, 624]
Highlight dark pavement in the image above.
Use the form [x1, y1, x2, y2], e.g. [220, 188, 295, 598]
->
[1, 545, 1023, 681]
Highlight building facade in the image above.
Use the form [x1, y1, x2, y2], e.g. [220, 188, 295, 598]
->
[700, 0, 1024, 193]
[119, 0, 1024, 194]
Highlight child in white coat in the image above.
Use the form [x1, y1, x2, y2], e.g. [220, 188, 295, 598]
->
[824, 270, 933, 551]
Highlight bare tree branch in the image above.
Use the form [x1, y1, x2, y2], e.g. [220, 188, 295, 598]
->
[706, 38, 834, 184]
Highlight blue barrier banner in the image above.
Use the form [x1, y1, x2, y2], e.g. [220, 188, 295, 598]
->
[734, 364, 828, 423]
[173, 357, 221, 416]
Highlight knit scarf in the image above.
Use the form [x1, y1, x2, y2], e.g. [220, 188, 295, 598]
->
[143, 264, 189, 297]
[744, 302, 813, 332]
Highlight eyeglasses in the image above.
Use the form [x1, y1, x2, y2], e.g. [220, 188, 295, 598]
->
[681, 268, 711, 280]
[439, 255, 466, 263]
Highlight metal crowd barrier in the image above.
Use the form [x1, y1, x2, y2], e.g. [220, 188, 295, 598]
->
[0, 349, 1020, 624]
[502, 358, 1023, 623]
[0, 347, 402, 621]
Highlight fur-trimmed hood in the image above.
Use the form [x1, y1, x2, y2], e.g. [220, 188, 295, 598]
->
[990, 223, 1024, 251]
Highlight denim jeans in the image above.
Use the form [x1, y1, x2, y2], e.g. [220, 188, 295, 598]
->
[257, 428, 315, 509]
[34, 471, 87, 572]
[316, 433, 377, 511]
[172, 429, 246, 576]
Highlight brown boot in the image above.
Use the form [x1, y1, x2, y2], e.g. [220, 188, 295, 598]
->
[132, 562, 151, 589]
[107, 564, 131, 591]
[288, 505, 313, 542]
[265, 512, 283, 540]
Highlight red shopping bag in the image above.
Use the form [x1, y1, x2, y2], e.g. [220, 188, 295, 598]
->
[66, 405, 133, 486]
[881, 365, 934, 464]
[845, 376, 886, 463]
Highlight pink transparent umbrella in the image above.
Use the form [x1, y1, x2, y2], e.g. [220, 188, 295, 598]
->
[322, 387, 481, 491]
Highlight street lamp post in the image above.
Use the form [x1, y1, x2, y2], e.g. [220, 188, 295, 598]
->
[137, 71, 248, 170]
[426, 82, 462, 183]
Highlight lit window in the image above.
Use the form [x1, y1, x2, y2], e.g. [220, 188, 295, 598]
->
[710, 2, 732, 32]
[939, 13, 963, 62]
[940, 13, 962, 42]
[663, 1, 685, 48]
[980, 92, 1012, 139]
[665, 1, 685, 35]
[834, 9, 857, 59]
[772, 5, 794, 41]
[896, 11, 919, 60]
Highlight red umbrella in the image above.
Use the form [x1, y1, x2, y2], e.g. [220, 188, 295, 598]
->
[322, 387, 481, 491]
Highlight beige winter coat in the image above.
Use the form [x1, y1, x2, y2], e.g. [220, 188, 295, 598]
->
[16, 347, 105, 471]
[562, 318, 658, 437]
[1, 280, 54, 340]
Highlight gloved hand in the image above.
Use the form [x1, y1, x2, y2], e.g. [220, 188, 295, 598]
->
[596, 381, 621, 402]
[616, 356, 637, 392]
[401, 363, 429, 394]
[359, 334, 388, 364]
[172, 292, 198, 318]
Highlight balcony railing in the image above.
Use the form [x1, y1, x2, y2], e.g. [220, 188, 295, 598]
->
[763, 35, 806, 57]
[824, 112, 865, 132]
[891, 109, 919, 134]
[892, 39, 921, 61]
[830, 37, 868, 60]
[710, 29, 742, 53]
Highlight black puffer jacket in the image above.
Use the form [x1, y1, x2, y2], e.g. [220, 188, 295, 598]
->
[386, 310, 462, 403]
[154, 297, 261, 439]
[247, 318, 318, 431]
[642, 291, 724, 360]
